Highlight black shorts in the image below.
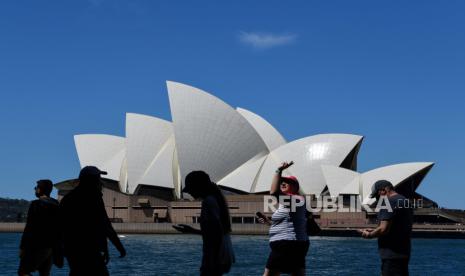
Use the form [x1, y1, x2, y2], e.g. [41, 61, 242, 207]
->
[381, 258, 409, 276]
[66, 251, 109, 276]
[266, 240, 309, 273]
[18, 248, 53, 276]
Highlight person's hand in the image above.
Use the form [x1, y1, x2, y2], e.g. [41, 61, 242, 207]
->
[103, 250, 110, 264]
[172, 224, 196, 234]
[278, 161, 294, 172]
[256, 213, 271, 225]
[362, 230, 372, 239]
[257, 218, 271, 225]
[358, 229, 373, 239]
[118, 247, 126, 258]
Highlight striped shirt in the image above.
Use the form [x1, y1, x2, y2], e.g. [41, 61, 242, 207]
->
[269, 195, 308, 242]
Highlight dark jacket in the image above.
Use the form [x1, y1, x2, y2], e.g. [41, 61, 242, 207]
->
[59, 184, 124, 256]
[20, 197, 60, 250]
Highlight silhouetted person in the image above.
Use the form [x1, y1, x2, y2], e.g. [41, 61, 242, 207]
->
[360, 180, 413, 276]
[173, 171, 235, 276]
[60, 166, 126, 276]
[18, 179, 61, 276]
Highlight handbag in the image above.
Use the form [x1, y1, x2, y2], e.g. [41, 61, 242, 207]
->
[306, 211, 321, 236]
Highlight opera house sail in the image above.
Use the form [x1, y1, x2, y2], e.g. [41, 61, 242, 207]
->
[72, 81, 434, 202]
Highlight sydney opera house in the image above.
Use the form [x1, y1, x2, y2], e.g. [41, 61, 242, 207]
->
[56, 82, 460, 227]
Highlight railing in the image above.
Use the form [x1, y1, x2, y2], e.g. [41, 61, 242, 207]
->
[0, 222, 25, 232]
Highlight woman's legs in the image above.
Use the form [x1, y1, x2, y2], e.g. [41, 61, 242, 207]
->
[264, 268, 305, 276]
[263, 268, 281, 276]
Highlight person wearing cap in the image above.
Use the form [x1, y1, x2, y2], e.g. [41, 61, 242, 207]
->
[172, 171, 235, 276]
[257, 162, 309, 276]
[359, 180, 413, 276]
[18, 179, 61, 276]
[59, 166, 126, 275]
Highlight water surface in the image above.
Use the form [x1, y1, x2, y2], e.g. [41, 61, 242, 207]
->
[1, 233, 464, 275]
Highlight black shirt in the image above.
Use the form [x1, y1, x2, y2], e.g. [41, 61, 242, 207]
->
[59, 185, 124, 255]
[377, 194, 413, 258]
[200, 195, 223, 272]
[20, 197, 60, 250]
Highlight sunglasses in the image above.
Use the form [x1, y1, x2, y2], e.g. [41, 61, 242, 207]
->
[280, 182, 290, 186]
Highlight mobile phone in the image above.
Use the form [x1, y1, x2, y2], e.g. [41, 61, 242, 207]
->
[256, 212, 267, 219]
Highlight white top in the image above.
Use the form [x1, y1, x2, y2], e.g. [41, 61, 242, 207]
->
[269, 195, 308, 242]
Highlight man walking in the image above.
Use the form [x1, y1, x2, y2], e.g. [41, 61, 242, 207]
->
[360, 180, 413, 276]
[18, 179, 61, 276]
[60, 166, 126, 275]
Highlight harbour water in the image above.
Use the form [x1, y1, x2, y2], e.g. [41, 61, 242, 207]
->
[1, 233, 464, 275]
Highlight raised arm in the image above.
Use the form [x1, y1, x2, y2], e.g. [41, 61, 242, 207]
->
[270, 161, 294, 195]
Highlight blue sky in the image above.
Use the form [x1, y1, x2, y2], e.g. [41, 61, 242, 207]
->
[0, 0, 464, 208]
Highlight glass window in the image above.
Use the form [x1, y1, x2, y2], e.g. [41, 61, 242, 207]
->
[243, 217, 255, 224]
[231, 217, 243, 224]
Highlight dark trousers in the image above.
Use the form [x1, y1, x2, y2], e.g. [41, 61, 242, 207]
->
[200, 269, 222, 276]
[66, 252, 109, 276]
[381, 258, 409, 276]
[18, 248, 53, 276]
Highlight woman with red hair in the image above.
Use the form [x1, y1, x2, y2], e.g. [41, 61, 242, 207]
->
[258, 162, 309, 276]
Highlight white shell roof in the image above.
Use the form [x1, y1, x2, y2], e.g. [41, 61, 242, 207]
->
[74, 134, 126, 181]
[119, 157, 128, 192]
[172, 147, 182, 198]
[218, 152, 268, 193]
[253, 134, 363, 195]
[236, 107, 286, 151]
[167, 81, 268, 186]
[125, 113, 173, 193]
[71, 81, 433, 200]
[361, 162, 434, 204]
[138, 136, 176, 191]
[321, 165, 360, 197]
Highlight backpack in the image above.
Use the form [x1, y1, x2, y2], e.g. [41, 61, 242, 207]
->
[306, 211, 321, 236]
